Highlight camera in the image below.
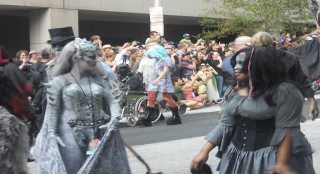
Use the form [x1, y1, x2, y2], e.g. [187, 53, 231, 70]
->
[190, 50, 197, 57]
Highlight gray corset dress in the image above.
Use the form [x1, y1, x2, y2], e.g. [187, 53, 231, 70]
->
[205, 83, 315, 174]
[63, 83, 110, 127]
[34, 76, 131, 174]
[60, 83, 110, 148]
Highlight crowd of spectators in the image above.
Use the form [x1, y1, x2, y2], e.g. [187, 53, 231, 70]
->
[95, 32, 233, 111]
[10, 29, 318, 114]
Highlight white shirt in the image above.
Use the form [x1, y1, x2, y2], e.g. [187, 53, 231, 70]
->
[114, 49, 130, 65]
[138, 56, 156, 84]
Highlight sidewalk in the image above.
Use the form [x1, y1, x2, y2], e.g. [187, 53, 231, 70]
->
[162, 103, 223, 117]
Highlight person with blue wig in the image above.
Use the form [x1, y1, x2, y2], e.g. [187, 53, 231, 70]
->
[143, 45, 182, 126]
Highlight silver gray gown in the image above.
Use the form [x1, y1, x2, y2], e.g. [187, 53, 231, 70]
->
[205, 83, 315, 174]
[33, 75, 131, 174]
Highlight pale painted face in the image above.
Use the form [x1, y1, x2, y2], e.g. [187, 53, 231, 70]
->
[234, 52, 248, 81]
[78, 51, 97, 71]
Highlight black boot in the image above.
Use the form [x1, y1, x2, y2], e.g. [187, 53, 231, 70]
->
[158, 113, 165, 121]
[179, 104, 187, 114]
[142, 107, 153, 127]
[166, 107, 182, 125]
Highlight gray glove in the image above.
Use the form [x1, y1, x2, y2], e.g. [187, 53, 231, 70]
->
[99, 117, 119, 131]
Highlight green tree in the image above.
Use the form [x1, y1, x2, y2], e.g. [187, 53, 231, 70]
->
[198, 0, 314, 39]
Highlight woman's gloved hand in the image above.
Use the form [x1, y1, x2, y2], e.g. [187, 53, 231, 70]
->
[99, 117, 119, 131]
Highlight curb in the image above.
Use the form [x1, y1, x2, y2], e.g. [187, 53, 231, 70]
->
[163, 104, 222, 117]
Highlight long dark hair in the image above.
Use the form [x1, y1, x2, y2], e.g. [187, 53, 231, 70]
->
[230, 46, 287, 102]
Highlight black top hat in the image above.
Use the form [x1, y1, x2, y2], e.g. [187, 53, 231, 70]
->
[47, 26, 75, 46]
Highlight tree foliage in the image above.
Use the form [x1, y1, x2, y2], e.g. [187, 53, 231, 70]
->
[198, 0, 314, 39]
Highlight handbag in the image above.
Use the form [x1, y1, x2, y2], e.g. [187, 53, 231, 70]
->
[191, 163, 212, 174]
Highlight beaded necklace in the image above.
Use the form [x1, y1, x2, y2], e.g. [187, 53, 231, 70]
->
[69, 72, 96, 127]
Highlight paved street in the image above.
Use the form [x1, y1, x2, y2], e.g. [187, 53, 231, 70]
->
[28, 98, 320, 174]
[121, 100, 320, 174]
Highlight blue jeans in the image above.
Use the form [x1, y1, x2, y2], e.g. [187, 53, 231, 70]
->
[215, 75, 223, 98]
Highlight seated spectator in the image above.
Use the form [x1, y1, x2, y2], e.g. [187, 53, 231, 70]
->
[197, 64, 221, 105]
[173, 77, 204, 110]
[182, 75, 207, 103]
[205, 51, 224, 98]
[195, 64, 208, 96]
[206, 65, 223, 103]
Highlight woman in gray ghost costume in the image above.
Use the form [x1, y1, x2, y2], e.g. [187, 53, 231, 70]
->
[191, 47, 315, 174]
[33, 38, 130, 174]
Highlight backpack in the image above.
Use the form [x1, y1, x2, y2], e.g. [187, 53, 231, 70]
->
[127, 72, 144, 91]
[115, 55, 132, 80]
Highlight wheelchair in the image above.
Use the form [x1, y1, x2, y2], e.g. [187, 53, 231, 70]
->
[118, 75, 162, 126]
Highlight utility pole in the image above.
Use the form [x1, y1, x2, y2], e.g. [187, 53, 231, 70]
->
[149, 0, 164, 36]
[154, 0, 161, 7]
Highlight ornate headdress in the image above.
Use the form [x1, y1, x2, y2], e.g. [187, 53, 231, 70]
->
[73, 38, 98, 56]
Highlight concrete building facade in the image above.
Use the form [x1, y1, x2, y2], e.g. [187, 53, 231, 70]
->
[0, 0, 213, 55]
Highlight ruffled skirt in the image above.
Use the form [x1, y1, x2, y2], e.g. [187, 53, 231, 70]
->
[217, 143, 315, 174]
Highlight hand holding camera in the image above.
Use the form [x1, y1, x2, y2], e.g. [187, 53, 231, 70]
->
[219, 42, 226, 48]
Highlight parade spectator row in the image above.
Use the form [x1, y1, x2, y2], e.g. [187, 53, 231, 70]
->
[9, 30, 316, 113]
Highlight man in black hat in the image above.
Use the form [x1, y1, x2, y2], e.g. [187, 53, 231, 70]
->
[46, 26, 75, 80]
[47, 26, 75, 49]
